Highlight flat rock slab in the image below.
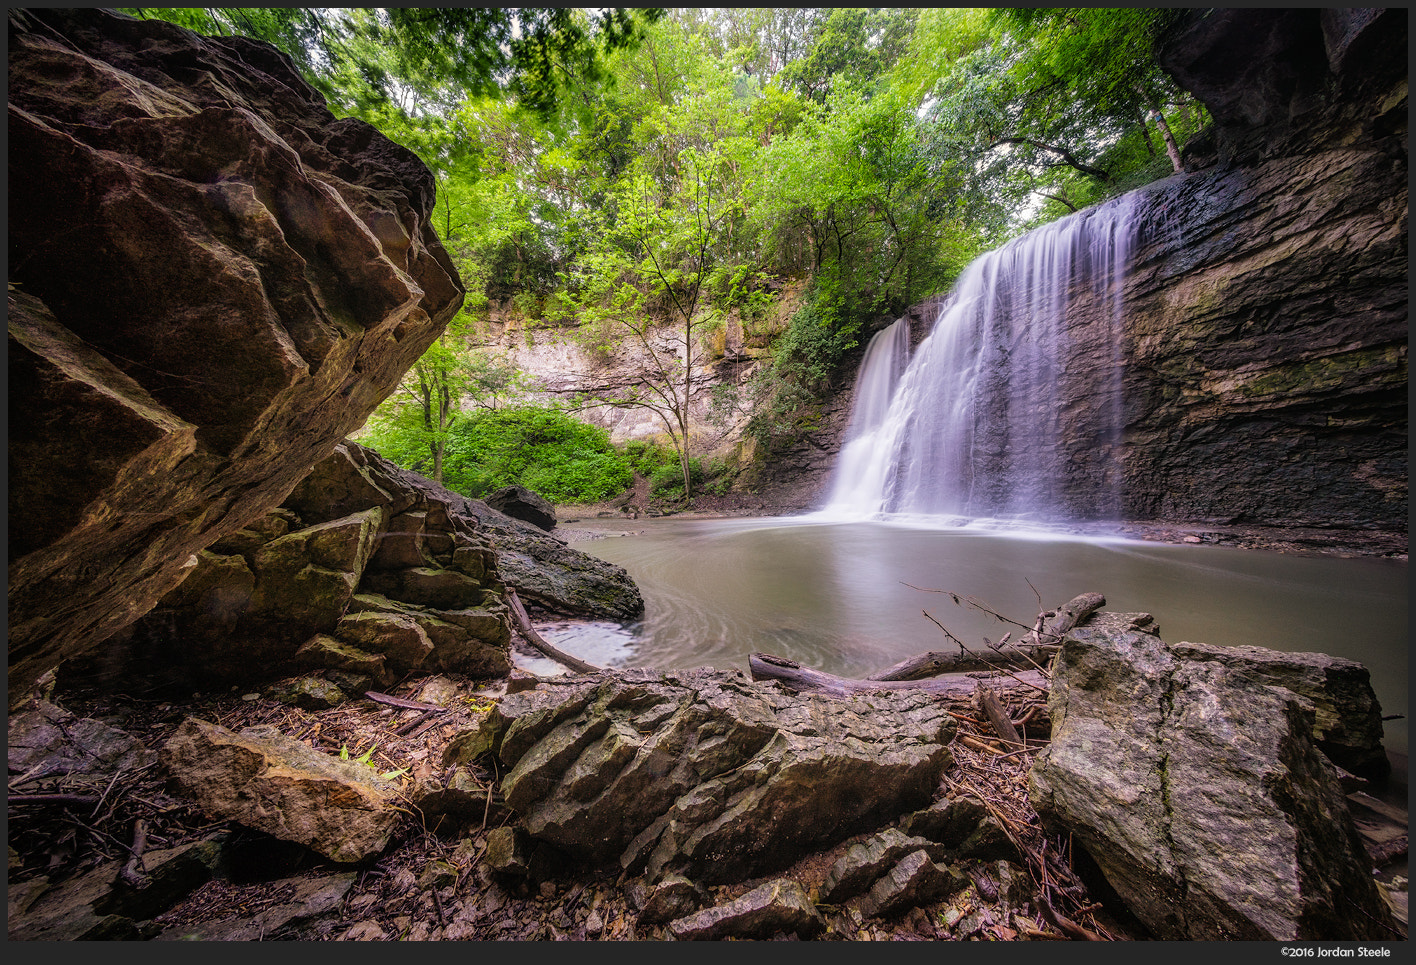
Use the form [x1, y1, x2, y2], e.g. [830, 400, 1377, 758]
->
[486, 485, 557, 532]
[8, 698, 154, 779]
[667, 878, 825, 940]
[154, 873, 356, 941]
[161, 718, 401, 864]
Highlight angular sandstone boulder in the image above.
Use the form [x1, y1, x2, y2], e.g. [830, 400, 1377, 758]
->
[459, 668, 955, 884]
[161, 718, 401, 864]
[1028, 617, 1398, 940]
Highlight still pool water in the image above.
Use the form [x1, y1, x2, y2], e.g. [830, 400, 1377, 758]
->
[535, 516, 1407, 767]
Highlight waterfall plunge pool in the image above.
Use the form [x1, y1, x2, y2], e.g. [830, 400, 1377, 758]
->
[538, 515, 1407, 770]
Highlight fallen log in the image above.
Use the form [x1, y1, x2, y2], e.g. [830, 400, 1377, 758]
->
[505, 587, 602, 675]
[867, 647, 1058, 680]
[748, 652, 1047, 699]
[1034, 592, 1106, 643]
[873, 592, 1105, 681]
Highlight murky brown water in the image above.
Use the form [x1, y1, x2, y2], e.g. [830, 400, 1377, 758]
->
[552, 516, 1407, 765]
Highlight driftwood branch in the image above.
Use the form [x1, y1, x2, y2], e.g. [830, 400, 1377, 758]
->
[7, 793, 102, 807]
[868, 646, 1055, 680]
[505, 587, 602, 675]
[1035, 592, 1106, 644]
[119, 818, 150, 889]
[749, 652, 1047, 698]
[976, 686, 1024, 748]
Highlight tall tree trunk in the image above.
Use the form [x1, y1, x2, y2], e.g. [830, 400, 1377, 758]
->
[680, 320, 693, 498]
[1135, 106, 1158, 159]
[1139, 88, 1184, 173]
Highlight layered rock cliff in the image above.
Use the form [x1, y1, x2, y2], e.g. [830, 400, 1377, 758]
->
[7, 8, 465, 704]
[1117, 8, 1407, 530]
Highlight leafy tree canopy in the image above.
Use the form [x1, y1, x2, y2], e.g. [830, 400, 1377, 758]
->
[121, 7, 665, 118]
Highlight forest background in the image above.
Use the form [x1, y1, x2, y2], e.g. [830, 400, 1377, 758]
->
[122, 7, 1209, 504]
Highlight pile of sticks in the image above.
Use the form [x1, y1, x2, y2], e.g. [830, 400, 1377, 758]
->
[747, 591, 1105, 705]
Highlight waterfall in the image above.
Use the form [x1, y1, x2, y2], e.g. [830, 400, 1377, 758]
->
[820, 196, 1137, 525]
[821, 317, 912, 511]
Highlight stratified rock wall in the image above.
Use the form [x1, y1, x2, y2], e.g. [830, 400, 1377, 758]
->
[1113, 149, 1406, 528]
[1113, 8, 1407, 529]
[8, 8, 465, 705]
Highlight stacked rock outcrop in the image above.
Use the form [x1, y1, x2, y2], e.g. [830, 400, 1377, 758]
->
[91, 441, 642, 695]
[8, 8, 465, 706]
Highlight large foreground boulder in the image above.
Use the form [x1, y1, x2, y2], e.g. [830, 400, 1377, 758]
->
[451, 668, 955, 884]
[7, 8, 464, 707]
[1028, 613, 1399, 940]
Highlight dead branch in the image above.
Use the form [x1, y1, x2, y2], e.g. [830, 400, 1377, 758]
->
[119, 818, 150, 889]
[505, 587, 602, 675]
[976, 686, 1024, 748]
[748, 652, 1046, 698]
[8, 793, 102, 807]
[868, 644, 1056, 680]
[364, 691, 450, 714]
[1037, 592, 1106, 643]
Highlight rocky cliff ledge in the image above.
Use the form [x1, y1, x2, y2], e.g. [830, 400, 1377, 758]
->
[1115, 8, 1407, 532]
[7, 8, 465, 704]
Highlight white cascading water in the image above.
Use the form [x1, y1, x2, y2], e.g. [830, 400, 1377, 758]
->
[821, 195, 1137, 525]
[821, 315, 912, 511]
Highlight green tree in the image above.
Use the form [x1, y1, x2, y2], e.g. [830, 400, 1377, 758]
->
[777, 7, 917, 103]
[358, 333, 524, 484]
[900, 7, 1204, 221]
[560, 145, 736, 499]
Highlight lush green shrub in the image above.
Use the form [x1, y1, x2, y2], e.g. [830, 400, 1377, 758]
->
[439, 405, 632, 503]
[621, 438, 680, 479]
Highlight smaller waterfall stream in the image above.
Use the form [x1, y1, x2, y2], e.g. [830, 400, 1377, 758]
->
[821, 196, 1138, 525]
[821, 316, 912, 511]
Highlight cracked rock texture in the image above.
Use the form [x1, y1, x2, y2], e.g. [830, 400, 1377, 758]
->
[7, 8, 464, 706]
[1028, 614, 1398, 940]
[457, 668, 955, 884]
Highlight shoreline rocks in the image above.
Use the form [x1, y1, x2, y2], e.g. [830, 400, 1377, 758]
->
[1029, 613, 1399, 940]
